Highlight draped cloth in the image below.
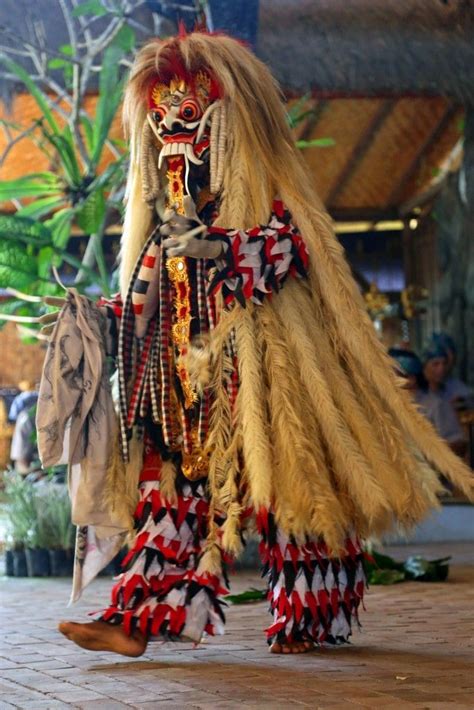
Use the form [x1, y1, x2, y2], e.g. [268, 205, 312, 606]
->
[36, 289, 128, 601]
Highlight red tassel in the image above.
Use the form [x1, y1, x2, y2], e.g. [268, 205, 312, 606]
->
[265, 619, 286, 637]
[318, 589, 329, 617]
[292, 591, 304, 624]
[305, 591, 318, 618]
[176, 496, 193, 529]
[330, 587, 340, 615]
[150, 605, 169, 636]
[169, 605, 186, 635]
[139, 605, 151, 636]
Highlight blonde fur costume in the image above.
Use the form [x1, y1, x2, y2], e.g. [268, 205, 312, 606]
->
[70, 31, 474, 647]
[115, 32, 473, 562]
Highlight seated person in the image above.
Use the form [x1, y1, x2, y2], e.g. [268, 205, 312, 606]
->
[389, 346, 467, 459]
[430, 332, 473, 407]
[10, 403, 38, 474]
[8, 381, 39, 424]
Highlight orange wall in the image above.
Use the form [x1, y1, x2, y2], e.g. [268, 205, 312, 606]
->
[0, 322, 46, 388]
[0, 94, 123, 184]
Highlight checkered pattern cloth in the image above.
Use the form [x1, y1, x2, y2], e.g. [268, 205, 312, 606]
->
[116, 200, 309, 465]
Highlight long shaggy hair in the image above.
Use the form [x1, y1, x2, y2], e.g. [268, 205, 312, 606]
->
[120, 32, 473, 555]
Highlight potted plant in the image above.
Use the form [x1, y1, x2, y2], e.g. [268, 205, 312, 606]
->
[44, 484, 75, 576]
[3, 473, 34, 576]
[24, 485, 53, 577]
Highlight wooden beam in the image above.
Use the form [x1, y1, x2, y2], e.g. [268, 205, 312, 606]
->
[326, 99, 397, 207]
[296, 99, 329, 142]
[386, 103, 460, 207]
[329, 207, 400, 222]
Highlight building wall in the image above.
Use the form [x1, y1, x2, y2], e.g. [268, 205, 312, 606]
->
[0, 322, 45, 387]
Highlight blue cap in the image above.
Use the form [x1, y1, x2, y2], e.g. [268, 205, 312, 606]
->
[422, 339, 448, 363]
[388, 348, 422, 376]
[431, 332, 456, 355]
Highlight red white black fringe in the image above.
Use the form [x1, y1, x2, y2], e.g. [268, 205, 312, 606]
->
[257, 510, 365, 646]
[98, 455, 227, 642]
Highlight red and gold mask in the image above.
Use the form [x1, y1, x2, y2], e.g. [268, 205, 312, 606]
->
[147, 70, 220, 172]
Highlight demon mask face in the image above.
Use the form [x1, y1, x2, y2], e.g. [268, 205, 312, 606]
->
[147, 70, 220, 178]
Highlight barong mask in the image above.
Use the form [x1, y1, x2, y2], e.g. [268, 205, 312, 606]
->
[145, 68, 224, 199]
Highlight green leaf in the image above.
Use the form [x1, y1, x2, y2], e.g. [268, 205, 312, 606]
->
[0, 56, 61, 136]
[0, 214, 52, 244]
[88, 156, 126, 192]
[287, 92, 312, 129]
[59, 44, 74, 56]
[110, 137, 128, 151]
[76, 188, 106, 234]
[296, 137, 336, 149]
[45, 208, 74, 250]
[47, 58, 70, 70]
[0, 242, 38, 290]
[80, 114, 95, 155]
[44, 128, 81, 186]
[38, 247, 55, 279]
[0, 173, 61, 202]
[17, 196, 66, 220]
[403, 556, 450, 582]
[0, 298, 29, 316]
[368, 569, 406, 585]
[90, 46, 126, 167]
[72, 0, 107, 16]
[366, 551, 405, 572]
[225, 588, 267, 604]
[112, 25, 135, 52]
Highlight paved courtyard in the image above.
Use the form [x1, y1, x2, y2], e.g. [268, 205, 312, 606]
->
[0, 543, 473, 709]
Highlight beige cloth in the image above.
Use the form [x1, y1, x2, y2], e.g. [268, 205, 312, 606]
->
[36, 289, 127, 601]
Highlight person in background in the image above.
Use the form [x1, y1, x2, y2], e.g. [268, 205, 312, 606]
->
[430, 332, 473, 406]
[389, 346, 467, 459]
[387, 348, 425, 393]
[8, 380, 39, 424]
[10, 401, 38, 474]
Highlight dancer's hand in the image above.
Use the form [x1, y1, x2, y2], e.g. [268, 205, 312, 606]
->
[161, 205, 223, 260]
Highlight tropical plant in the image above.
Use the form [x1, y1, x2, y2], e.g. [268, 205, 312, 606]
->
[0, 2, 329, 337]
[4, 473, 75, 550]
[4, 473, 36, 549]
[0, 0, 206, 333]
[287, 93, 336, 150]
[32, 483, 75, 550]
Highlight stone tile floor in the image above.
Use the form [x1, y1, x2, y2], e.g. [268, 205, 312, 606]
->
[0, 542, 473, 709]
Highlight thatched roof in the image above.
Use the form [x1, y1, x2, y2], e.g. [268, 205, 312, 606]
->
[0, 0, 469, 217]
[295, 96, 463, 218]
[258, 0, 474, 101]
[1, 0, 473, 100]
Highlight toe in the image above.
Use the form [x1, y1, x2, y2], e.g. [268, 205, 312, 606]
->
[58, 621, 76, 637]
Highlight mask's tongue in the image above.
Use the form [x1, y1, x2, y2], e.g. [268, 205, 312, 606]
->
[165, 155, 188, 215]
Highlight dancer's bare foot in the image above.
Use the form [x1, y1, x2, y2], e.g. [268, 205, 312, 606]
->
[270, 640, 314, 654]
[58, 620, 147, 657]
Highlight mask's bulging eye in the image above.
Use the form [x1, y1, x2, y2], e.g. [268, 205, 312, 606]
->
[179, 100, 201, 121]
[152, 107, 166, 123]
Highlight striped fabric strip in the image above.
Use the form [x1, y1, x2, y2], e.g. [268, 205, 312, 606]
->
[196, 257, 210, 447]
[159, 242, 174, 447]
[127, 320, 155, 427]
[118, 227, 160, 461]
[196, 258, 209, 335]
[181, 406, 193, 455]
[148, 332, 161, 424]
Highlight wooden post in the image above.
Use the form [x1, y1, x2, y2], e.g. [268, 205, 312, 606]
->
[434, 105, 474, 385]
